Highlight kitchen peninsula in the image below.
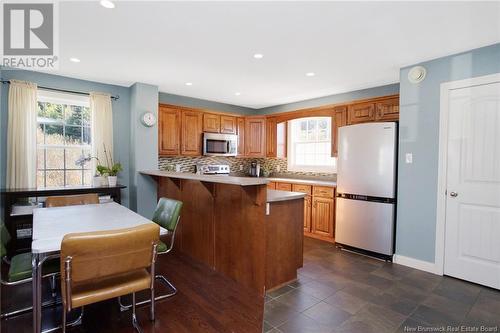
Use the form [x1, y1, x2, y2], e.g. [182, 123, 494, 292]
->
[141, 170, 305, 296]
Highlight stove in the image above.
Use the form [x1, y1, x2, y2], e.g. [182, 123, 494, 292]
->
[198, 164, 230, 175]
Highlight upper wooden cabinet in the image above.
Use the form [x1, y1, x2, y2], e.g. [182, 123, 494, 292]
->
[245, 117, 266, 157]
[220, 115, 237, 134]
[203, 113, 220, 133]
[266, 117, 277, 157]
[332, 106, 347, 157]
[237, 117, 245, 156]
[375, 98, 399, 121]
[181, 110, 203, 156]
[158, 106, 180, 156]
[348, 102, 376, 125]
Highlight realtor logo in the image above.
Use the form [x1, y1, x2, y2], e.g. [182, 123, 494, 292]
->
[1, 2, 59, 69]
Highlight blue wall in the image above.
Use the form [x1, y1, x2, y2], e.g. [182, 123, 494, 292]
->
[256, 83, 400, 114]
[159, 92, 254, 115]
[396, 43, 500, 263]
[129, 83, 159, 217]
[0, 68, 132, 207]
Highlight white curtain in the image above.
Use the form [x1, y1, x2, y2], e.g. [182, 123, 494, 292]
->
[7, 80, 38, 189]
[90, 92, 113, 172]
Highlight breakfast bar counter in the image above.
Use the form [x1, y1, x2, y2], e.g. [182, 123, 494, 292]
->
[142, 170, 305, 295]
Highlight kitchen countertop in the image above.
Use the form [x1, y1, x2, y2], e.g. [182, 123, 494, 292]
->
[140, 170, 269, 186]
[267, 177, 337, 187]
[267, 189, 306, 203]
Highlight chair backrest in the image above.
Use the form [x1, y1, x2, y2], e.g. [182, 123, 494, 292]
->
[61, 224, 159, 285]
[152, 197, 183, 232]
[45, 194, 100, 208]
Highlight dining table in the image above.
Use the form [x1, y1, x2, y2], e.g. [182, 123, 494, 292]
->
[31, 202, 167, 333]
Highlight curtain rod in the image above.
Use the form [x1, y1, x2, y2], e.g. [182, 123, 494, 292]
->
[0, 79, 120, 100]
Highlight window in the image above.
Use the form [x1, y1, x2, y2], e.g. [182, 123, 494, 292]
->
[287, 117, 336, 173]
[37, 90, 92, 188]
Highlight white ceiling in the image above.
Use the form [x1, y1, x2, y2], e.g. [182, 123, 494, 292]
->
[53, 1, 500, 109]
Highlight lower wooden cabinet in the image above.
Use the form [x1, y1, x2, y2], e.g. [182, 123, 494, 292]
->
[311, 196, 335, 238]
[304, 195, 312, 232]
[276, 182, 292, 191]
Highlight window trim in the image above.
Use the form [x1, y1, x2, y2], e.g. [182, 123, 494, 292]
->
[287, 117, 337, 173]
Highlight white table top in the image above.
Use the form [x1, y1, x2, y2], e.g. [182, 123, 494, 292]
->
[32, 202, 167, 254]
[140, 170, 269, 186]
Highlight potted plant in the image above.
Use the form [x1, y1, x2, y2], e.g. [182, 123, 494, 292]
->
[106, 163, 122, 186]
[95, 164, 109, 186]
[96, 144, 122, 187]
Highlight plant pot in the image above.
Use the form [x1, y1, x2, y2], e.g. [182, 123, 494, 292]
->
[107, 176, 117, 187]
[93, 176, 104, 187]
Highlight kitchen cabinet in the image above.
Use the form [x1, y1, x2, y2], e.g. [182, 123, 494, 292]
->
[245, 117, 266, 157]
[266, 117, 277, 157]
[375, 98, 399, 121]
[237, 117, 245, 156]
[332, 106, 347, 157]
[292, 184, 313, 233]
[348, 102, 375, 125]
[220, 115, 237, 134]
[203, 113, 220, 133]
[311, 196, 335, 238]
[158, 106, 180, 156]
[181, 110, 203, 156]
[276, 182, 292, 191]
[276, 122, 287, 158]
[267, 182, 276, 190]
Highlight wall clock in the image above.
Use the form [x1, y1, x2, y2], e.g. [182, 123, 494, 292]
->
[141, 112, 157, 127]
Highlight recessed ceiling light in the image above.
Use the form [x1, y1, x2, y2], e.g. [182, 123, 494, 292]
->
[234, 92, 241, 96]
[69, 57, 81, 63]
[253, 53, 263, 59]
[306, 72, 315, 77]
[185, 82, 193, 86]
[100, 0, 115, 9]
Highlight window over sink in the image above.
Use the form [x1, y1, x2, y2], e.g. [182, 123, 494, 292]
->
[287, 117, 337, 173]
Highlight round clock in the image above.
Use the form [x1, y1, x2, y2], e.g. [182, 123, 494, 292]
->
[141, 112, 157, 127]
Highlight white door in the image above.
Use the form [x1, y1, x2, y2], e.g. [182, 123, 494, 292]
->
[444, 76, 500, 289]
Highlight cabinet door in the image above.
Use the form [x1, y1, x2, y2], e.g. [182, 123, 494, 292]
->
[304, 195, 312, 232]
[267, 182, 276, 190]
[245, 117, 266, 157]
[276, 122, 287, 158]
[266, 117, 277, 157]
[276, 182, 292, 191]
[220, 115, 237, 134]
[181, 111, 203, 156]
[312, 197, 334, 238]
[348, 102, 375, 125]
[332, 106, 347, 157]
[237, 117, 245, 156]
[375, 98, 399, 121]
[203, 113, 220, 133]
[158, 106, 180, 156]
[292, 184, 312, 195]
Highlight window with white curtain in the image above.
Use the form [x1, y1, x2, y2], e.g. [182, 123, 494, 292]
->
[287, 117, 337, 173]
[36, 90, 92, 188]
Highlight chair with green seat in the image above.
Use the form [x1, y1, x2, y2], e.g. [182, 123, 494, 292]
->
[0, 224, 60, 319]
[118, 197, 182, 310]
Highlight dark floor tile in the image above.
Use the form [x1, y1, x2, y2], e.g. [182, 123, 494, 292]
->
[385, 281, 430, 303]
[473, 289, 500, 316]
[353, 272, 394, 290]
[399, 270, 442, 292]
[480, 287, 500, 302]
[312, 271, 350, 290]
[324, 290, 367, 315]
[339, 281, 383, 303]
[288, 274, 313, 289]
[303, 301, 352, 328]
[394, 317, 430, 333]
[265, 295, 273, 303]
[421, 294, 471, 322]
[263, 320, 274, 333]
[461, 304, 500, 327]
[298, 280, 341, 300]
[277, 313, 333, 333]
[264, 299, 300, 327]
[368, 292, 419, 316]
[275, 289, 321, 312]
[337, 304, 406, 333]
[432, 276, 481, 305]
[335, 318, 379, 333]
[268, 285, 295, 298]
[410, 304, 461, 326]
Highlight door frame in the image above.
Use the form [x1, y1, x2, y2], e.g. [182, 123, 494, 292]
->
[435, 72, 500, 276]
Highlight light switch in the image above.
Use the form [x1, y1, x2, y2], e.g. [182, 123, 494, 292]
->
[405, 153, 413, 164]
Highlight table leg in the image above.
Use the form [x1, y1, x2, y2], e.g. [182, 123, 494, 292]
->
[32, 253, 43, 333]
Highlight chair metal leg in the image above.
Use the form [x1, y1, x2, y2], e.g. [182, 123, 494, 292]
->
[118, 274, 177, 312]
[62, 309, 66, 333]
[0, 297, 61, 319]
[131, 293, 143, 333]
[49, 275, 57, 299]
[150, 283, 155, 321]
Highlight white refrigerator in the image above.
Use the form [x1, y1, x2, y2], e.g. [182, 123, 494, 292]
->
[335, 122, 397, 257]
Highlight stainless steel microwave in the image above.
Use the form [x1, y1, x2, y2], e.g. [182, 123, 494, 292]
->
[203, 133, 238, 156]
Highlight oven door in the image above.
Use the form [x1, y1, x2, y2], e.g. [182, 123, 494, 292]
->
[203, 133, 237, 156]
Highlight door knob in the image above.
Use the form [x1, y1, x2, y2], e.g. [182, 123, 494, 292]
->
[450, 191, 458, 197]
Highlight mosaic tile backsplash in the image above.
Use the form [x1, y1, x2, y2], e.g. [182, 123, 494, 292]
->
[158, 156, 337, 181]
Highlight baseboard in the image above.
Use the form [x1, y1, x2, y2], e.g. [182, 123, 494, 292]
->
[393, 254, 442, 275]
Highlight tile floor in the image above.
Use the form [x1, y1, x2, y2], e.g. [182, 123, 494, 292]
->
[264, 238, 500, 333]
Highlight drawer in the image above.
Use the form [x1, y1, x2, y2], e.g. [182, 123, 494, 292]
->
[292, 184, 312, 195]
[276, 182, 292, 191]
[313, 186, 334, 198]
[267, 181, 276, 190]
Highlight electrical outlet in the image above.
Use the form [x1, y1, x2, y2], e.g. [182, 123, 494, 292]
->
[239, 165, 243, 171]
[405, 153, 413, 164]
[276, 165, 281, 172]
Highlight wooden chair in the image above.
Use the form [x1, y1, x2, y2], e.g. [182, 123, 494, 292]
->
[45, 194, 99, 208]
[60, 224, 159, 333]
